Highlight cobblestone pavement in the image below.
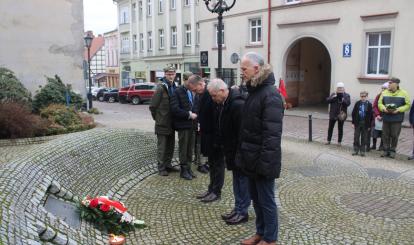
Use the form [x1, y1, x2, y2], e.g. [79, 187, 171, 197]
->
[0, 145, 35, 164]
[125, 139, 414, 244]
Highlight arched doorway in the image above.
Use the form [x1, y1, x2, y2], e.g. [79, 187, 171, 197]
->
[284, 37, 331, 108]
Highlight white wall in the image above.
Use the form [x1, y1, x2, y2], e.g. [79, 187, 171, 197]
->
[0, 0, 85, 96]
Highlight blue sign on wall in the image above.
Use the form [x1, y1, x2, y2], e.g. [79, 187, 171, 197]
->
[343, 43, 352, 57]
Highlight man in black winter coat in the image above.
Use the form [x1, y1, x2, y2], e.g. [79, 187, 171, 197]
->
[351, 91, 373, 156]
[170, 75, 205, 180]
[236, 52, 283, 245]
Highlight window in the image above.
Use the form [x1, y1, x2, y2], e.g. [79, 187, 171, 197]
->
[185, 24, 191, 46]
[196, 23, 200, 45]
[132, 3, 136, 21]
[184, 0, 190, 6]
[121, 35, 130, 53]
[286, 0, 301, 4]
[120, 7, 129, 24]
[215, 68, 237, 86]
[133, 34, 137, 52]
[171, 26, 177, 47]
[249, 18, 262, 44]
[159, 29, 164, 49]
[171, 0, 176, 9]
[366, 32, 391, 76]
[159, 0, 163, 13]
[215, 24, 225, 46]
[139, 33, 144, 51]
[147, 0, 152, 16]
[139, 1, 143, 19]
[147, 31, 153, 51]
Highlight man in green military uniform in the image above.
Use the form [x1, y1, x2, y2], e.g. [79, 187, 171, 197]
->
[149, 65, 180, 175]
[378, 77, 411, 158]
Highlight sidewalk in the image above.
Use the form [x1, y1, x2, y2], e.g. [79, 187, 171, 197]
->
[284, 106, 413, 157]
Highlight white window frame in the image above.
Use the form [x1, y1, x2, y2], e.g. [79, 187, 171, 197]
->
[159, 29, 165, 49]
[159, 0, 163, 13]
[285, 0, 301, 4]
[133, 34, 137, 52]
[171, 0, 176, 10]
[249, 18, 262, 44]
[147, 0, 152, 16]
[196, 22, 200, 45]
[120, 7, 129, 24]
[138, 1, 143, 19]
[215, 24, 225, 47]
[121, 35, 130, 53]
[139, 33, 144, 52]
[365, 32, 392, 77]
[185, 24, 191, 46]
[171, 26, 177, 48]
[148, 31, 153, 51]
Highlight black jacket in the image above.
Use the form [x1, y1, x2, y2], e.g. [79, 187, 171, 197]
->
[170, 85, 197, 130]
[351, 100, 373, 129]
[235, 67, 284, 179]
[327, 92, 351, 120]
[198, 89, 215, 157]
[217, 89, 245, 170]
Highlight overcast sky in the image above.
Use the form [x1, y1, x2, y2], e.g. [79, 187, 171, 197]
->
[83, 0, 118, 35]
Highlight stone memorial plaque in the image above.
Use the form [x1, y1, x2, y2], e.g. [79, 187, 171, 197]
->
[44, 196, 80, 229]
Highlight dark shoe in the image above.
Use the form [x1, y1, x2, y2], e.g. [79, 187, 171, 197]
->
[337, 142, 342, 146]
[158, 170, 168, 176]
[352, 151, 358, 156]
[221, 209, 237, 220]
[226, 214, 248, 225]
[200, 192, 220, 203]
[389, 151, 396, 159]
[325, 141, 331, 145]
[378, 146, 384, 151]
[370, 145, 376, 150]
[366, 147, 371, 152]
[241, 234, 262, 245]
[408, 156, 414, 160]
[166, 165, 180, 172]
[197, 164, 209, 174]
[180, 168, 192, 180]
[196, 191, 211, 199]
[381, 151, 390, 158]
[360, 152, 365, 157]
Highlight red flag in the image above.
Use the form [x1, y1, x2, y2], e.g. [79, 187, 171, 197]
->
[279, 78, 287, 98]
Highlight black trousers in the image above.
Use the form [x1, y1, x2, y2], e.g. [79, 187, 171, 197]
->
[207, 147, 225, 196]
[327, 119, 345, 143]
[353, 122, 368, 153]
[382, 121, 402, 153]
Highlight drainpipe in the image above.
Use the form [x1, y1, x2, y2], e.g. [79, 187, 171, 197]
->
[267, 0, 271, 64]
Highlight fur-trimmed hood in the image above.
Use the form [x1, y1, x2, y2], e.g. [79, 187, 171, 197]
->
[246, 64, 273, 87]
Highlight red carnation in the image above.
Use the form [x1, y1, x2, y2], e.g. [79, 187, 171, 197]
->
[89, 199, 99, 208]
[100, 204, 111, 212]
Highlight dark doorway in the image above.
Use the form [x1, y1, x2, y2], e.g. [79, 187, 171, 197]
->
[284, 37, 331, 107]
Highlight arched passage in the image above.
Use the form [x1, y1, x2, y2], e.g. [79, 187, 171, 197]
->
[284, 37, 331, 107]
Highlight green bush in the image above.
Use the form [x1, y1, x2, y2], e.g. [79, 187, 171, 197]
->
[0, 67, 32, 104]
[32, 75, 83, 112]
[0, 102, 49, 139]
[40, 104, 95, 135]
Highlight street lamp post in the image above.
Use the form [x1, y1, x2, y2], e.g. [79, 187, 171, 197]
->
[203, 0, 236, 79]
[84, 35, 93, 110]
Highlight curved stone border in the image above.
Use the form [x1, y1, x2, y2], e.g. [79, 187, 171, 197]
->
[0, 128, 166, 244]
[0, 134, 61, 147]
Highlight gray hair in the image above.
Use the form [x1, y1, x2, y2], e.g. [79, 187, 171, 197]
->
[188, 74, 203, 85]
[242, 52, 265, 66]
[207, 78, 228, 92]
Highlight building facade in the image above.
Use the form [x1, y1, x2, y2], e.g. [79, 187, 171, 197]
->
[0, 0, 85, 95]
[104, 29, 120, 88]
[114, 0, 201, 86]
[198, 0, 414, 107]
[84, 31, 106, 87]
